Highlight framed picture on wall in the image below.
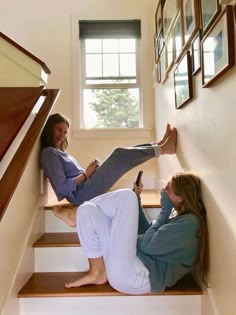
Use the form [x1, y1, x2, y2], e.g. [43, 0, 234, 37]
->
[191, 31, 201, 75]
[157, 30, 164, 57]
[163, 0, 179, 38]
[160, 47, 168, 83]
[182, 0, 200, 49]
[155, 0, 163, 39]
[174, 50, 193, 109]
[157, 61, 161, 83]
[165, 29, 174, 73]
[201, 5, 235, 88]
[154, 34, 158, 63]
[173, 10, 184, 62]
[200, 0, 221, 35]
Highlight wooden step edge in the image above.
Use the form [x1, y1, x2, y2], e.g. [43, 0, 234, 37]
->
[33, 232, 80, 248]
[17, 272, 202, 298]
[45, 189, 161, 210]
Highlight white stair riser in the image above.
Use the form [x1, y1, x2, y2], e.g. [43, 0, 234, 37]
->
[20, 295, 201, 315]
[34, 247, 88, 272]
[45, 211, 77, 232]
[45, 208, 161, 233]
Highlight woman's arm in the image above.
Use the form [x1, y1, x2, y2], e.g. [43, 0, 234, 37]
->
[40, 148, 79, 200]
[138, 191, 173, 249]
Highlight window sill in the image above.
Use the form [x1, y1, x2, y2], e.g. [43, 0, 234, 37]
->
[72, 128, 152, 139]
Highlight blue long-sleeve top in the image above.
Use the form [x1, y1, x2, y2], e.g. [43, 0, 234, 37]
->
[137, 191, 199, 292]
[40, 147, 84, 201]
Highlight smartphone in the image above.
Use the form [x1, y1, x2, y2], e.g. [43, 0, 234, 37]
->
[94, 158, 101, 167]
[135, 170, 143, 186]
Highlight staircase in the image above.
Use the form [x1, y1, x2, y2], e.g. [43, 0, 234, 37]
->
[0, 32, 50, 87]
[17, 191, 202, 315]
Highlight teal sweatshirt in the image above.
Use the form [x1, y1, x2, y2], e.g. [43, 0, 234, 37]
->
[137, 191, 199, 292]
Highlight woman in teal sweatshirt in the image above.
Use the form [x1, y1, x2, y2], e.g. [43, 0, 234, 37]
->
[63, 171, 209, 294]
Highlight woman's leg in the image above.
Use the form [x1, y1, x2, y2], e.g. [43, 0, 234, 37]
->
[65, 201, 110, 288]
[65, 189, 151, 294]
[72, 127, 177, 205]
[89, 189, 151, 294]
[65, 257, 107, 288]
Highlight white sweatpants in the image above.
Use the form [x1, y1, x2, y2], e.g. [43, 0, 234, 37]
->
[76, 189, 151, 295]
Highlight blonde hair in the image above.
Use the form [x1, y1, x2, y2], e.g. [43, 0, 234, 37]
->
[170, 171, 209, 287]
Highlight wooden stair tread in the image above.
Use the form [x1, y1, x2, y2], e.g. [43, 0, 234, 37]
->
[45, 189, 161, 209]
[33, 233, 80, 247]
[18, 272, 202, 298]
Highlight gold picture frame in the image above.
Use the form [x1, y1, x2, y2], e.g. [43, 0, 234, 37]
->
[201, 5, 235, 87]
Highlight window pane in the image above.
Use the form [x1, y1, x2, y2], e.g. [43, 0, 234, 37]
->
[103, 54, 119, 76]
[120, 53, 136, 76]
[119, 39, 136, 52]
[82, 88, 140, 129]
[86, 54, 102, 77]
[103, 39, 119, 53]
[85, 39, 102, 53]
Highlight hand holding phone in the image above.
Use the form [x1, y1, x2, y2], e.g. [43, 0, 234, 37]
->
[135, 170, 143, 186]
[133, 170, 143, 192]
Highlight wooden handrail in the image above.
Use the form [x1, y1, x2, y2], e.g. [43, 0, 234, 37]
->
[0, 32, 51, 74]
[0, 88, 60, 221]
[0, 87, 44, 161]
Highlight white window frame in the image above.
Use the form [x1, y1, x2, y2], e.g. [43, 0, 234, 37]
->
[71, 15, 152, 139]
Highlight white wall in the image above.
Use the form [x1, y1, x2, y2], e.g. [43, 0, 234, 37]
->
[152, 2, 236, 315]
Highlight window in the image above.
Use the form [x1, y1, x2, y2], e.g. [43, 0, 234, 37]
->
[79, 20, 141, 129]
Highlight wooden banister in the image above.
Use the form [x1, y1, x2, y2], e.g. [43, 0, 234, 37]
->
[0, 88, 60, 221]
[0, 87, 44, 161]
[0, 32, 51, 74]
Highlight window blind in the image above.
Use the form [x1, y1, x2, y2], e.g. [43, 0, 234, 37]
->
[79, 20, 141, 39]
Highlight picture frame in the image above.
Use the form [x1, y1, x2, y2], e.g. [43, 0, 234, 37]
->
[234, 4, 236, 20]
[191, 30, 201, 75]
[160, 47, 168, 84]
[163, 0, 179, 38]
[173, 10, 184, 63]
[165, 29, 174, 73]
[157, 30, 164, 57]
[201, 5, 235, 88]
[154, 34, 159, 63]
[200, 0, 221, 35]
[174, 50, 193, 109]
[157, 61, 161, 83]
[155, 0, 163, 39]
[182, 0, 200, 49]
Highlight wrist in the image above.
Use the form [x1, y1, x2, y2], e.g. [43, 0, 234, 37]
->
[82, 173, 87, 181]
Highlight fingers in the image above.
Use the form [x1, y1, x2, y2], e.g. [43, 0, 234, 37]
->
[133, 182, 143, 196]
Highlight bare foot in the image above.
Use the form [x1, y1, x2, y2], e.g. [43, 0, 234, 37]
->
[160, 127, 177, 154]
[157, 123, 172, 146]
[65, 270, 107, 288]
[53, 206, 77, 227]
[65, 257, 108, 288]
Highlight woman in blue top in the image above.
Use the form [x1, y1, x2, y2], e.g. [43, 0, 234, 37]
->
[40, 113, 177, 206]
[60, 171, 209, 294]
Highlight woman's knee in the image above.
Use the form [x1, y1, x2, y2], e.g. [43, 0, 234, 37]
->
[76, 202, 96, 223]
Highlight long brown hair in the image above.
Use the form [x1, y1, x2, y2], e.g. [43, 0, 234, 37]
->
[170, 171, 209, 287]
[40, 113, 69, 151]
